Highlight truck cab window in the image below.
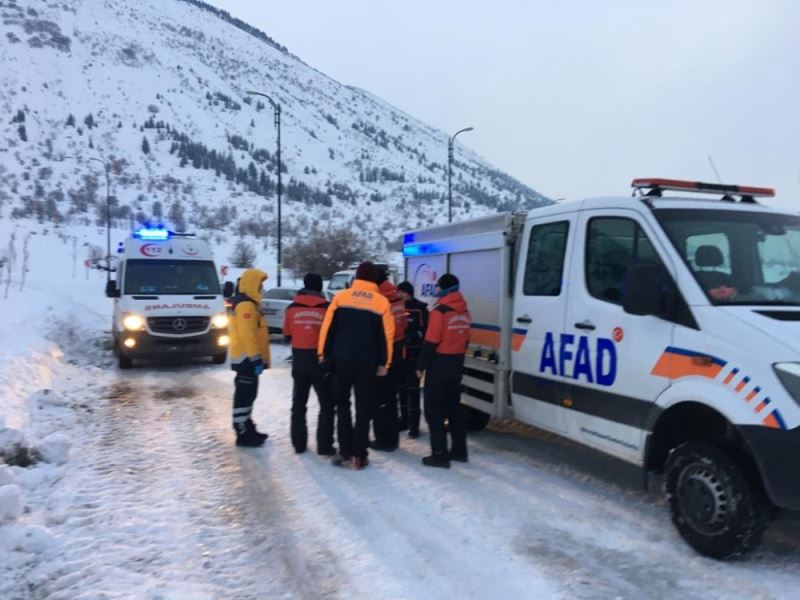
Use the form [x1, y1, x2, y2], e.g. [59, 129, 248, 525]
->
[586, 217, 662, 304]
[523, 221, 569, 296]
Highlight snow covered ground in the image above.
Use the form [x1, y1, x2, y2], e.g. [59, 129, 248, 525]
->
[2, 221, 800, 599]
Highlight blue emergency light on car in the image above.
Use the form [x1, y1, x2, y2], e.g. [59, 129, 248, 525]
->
[134, 227, 171, 241]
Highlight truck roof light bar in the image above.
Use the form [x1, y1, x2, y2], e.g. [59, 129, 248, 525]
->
[631, 178, 775, 203]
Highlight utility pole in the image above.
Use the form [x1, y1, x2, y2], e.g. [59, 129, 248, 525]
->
[247, 90, 283, 286]
[448, 127, 474, 223]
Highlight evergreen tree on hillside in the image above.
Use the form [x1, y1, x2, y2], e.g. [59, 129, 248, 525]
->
[141, 136, 151, 154]
[65, 114, 75, 127]
[84, 113, 95, 129]
[18, 125, 27, 141]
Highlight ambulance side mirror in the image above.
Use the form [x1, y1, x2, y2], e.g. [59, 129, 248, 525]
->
[623, 264, 662, 316]
[222, 281, 234, 298]
[105, 280, 120, 298]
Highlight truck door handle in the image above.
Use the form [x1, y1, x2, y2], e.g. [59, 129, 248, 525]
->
[574, 320, 596, 331]
[516, 314, 532, 324]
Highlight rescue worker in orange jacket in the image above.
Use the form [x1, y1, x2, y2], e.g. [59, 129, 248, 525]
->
[370, 269, 408, 451]
[228, 268, 271, 447]
[283, 273, 335, 455]
[318, 262, 394, 469]
[417, 274, 471, 468]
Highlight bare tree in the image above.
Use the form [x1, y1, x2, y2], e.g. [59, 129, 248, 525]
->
[283, 225, 371, 279]
[229, 239, 258, 268]
[18, 233, 32, 292]
[4, 231, 17, 299]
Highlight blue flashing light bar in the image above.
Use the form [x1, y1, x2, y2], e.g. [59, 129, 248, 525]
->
[403, 232, 416, 244]
[403, 243, 440, 257]
[134, 227, 171, 241]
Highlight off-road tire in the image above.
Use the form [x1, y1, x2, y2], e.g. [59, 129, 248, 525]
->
[664, 441, 768, 559]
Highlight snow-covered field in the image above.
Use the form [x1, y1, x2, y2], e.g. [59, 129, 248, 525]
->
[2, 222, 800, 599]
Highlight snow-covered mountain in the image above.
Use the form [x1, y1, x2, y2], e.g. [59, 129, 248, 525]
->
[0, 0, 549, 257]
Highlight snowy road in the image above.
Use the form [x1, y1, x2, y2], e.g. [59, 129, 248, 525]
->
[5, 323, 800, 599]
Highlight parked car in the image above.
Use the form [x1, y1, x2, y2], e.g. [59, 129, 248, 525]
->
[261, 287, 333, 334]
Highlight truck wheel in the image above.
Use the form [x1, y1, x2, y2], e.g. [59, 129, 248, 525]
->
[118, 352, 133, 369]
[462, 405, 491, 432]
[212, 352, 227, 365]
[664, 441, 768, 559]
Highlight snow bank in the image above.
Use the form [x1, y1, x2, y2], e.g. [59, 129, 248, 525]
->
[33, 433, 71, 466]
[0, 464, 17, 487]
[0, 484, 23, 522]
[0, 420, 31, 466]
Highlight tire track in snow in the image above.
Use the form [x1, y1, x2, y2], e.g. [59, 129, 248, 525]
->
[25, 353, 343, 599]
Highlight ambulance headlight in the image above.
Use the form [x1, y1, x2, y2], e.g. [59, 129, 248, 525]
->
[773, 363, 800, 404]
[211, 313, 229, 329]
[122, 313, 145, 331]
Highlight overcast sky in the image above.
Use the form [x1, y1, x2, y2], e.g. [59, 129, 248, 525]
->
[209, 0, 800, 206]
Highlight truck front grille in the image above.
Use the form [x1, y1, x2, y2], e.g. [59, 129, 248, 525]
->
[147, 316, 210, 335]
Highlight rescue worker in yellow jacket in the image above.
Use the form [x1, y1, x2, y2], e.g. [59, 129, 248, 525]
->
[228, 268, 272, 447]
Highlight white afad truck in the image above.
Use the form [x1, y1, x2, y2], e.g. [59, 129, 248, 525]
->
[403, 178, 800, 558]
[105, 228, 229, 368]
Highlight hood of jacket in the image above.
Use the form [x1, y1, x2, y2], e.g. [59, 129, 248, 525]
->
[379, 280, 400, 303]
[239, 268, 268, 303]
[294, 290, 328, 307]
[437, 291, 468, 313]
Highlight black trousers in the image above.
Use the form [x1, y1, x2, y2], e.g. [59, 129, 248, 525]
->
[233, 363, 259, 433]
[333, 361, 377, 460]
[372, 344, 403, 447]
[397, 357, 421, 432]
[424, 376, 467, 457]
[291, 365, 335, 453]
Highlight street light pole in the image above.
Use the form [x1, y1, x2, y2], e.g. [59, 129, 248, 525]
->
[448, 126, 474, 223]
[247, 90, 283, 286]
[89, 157, 111, 282]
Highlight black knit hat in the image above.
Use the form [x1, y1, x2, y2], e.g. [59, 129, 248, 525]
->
[397, 281, 414, 296]
[376, 267, 388, 285]
[303, 272, 323, 292]
[355, 261, 378, 283]
[437, 273, 459, 290]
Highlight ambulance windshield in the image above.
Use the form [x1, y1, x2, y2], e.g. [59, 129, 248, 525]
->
[656, 209, 800, 306]
[124, 260, 220, 295]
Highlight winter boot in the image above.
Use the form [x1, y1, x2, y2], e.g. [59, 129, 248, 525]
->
[246, 419, 268, 442]
[408, 426, 420, 439]
[235, 420, 267, 447]
[447, 451, 468, 463]
[422, 454, 450, 469]
[368, 439, 397, 452]
[331, 453, 350, 467]
[352, 455, 369, 470]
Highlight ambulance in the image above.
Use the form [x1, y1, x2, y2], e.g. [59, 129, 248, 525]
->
[105, 228, 229, 368]
[403, 178, 800, 558]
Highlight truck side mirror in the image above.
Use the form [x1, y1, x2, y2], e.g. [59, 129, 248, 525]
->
[623, 264, 662, 316]
[105, 280, 120, 298]
[222, 281, 234, 298]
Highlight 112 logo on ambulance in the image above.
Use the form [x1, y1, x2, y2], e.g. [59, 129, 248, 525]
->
[539, 331, 618, 387]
